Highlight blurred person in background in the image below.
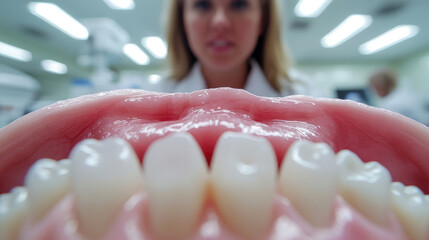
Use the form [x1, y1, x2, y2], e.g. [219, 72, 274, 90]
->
[163, 0, 310, 97]
[369, 68, 428, 125]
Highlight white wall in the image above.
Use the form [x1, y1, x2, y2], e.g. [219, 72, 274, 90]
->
[32, 65, 169, 101]
[395, 47, 429, 97]
[36, 74, 72, 100]
[294, 62, 389, 98]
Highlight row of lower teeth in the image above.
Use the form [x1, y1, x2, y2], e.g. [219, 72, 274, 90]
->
[0, 132, 428, 240]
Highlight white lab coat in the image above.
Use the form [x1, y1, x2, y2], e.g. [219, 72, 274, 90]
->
[164, 60, 295, 97]
[377, 87, 428, 125]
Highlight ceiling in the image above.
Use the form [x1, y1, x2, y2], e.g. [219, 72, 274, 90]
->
[0, 0, 428, 77]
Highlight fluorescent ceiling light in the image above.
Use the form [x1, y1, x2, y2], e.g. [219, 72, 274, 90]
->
[123, 44, 150, 65]
[103, 0, 135, 10]
[0, 41, 32, 62]
[321, 15, 372, 48]
[148, 74, 162, 84]
[141, 37, 167, 59]
[359, 25, 419, 55]
[28, 2, 89, 40]
[295, 0, 332, 17]
[41, 59, 68, 74]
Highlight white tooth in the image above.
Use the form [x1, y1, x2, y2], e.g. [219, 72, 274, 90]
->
[0, 187, 29, 240]
[336, 150, 392, 226]
[390, 182, 429, 240]
[24, 158, 71, 222]
[143, 133, 208, 240]
[279, 140, 338, 227]
[211, 132, 276, 240]
[70, 138, 142, 239]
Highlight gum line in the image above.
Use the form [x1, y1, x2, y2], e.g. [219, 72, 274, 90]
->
[2, 89, 429, 195]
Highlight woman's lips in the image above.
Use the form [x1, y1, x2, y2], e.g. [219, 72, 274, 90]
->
[0, 88, 428, 194]
[208, 39, 234, 52]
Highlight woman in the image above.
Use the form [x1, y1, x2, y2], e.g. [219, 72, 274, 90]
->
[164, 0, 298, 97]
[369, 69, 428, 124]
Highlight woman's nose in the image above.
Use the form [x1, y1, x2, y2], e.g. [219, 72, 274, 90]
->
[211, 8, 231, 31]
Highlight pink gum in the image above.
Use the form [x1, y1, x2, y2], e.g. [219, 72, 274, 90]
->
[19, 192, 407, 240]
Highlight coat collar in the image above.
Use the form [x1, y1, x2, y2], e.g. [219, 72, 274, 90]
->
[173, 60, 285, 97]
[245, 60, 282, 97]
[173, 62, 206, 93]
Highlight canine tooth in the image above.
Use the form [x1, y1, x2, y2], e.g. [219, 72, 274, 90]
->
[211, 132, 276, 240]
[336, 150, 392, 226]
[0, 187, 28, 240]
[390, 182, 429, 240]
[143, 133, 208, 240]
[70, 138, 142, 239]
[24, 158, 71, 221]
[279, 140, 338, 227]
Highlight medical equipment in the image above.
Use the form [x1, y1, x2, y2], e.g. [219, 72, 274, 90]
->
[0, 64, 40, 128]
[78, 18, 129, 92]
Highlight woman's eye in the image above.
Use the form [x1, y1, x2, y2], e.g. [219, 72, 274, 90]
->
[231, 0, 249, 10]
[194, 0, 212, 11]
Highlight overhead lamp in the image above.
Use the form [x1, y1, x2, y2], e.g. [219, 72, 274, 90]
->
[41, 59, 68, 74]
[321, 15, 372, 48]
[295, 0, 332, 17]
[28, 2, 89, 40]
[148, 74, 162, 84]
[359, 25, 419, 55]
[123, 44, 150, 65]
[103, 0, 135, 10]
[0, 41, 32, 62]
[141, 37, 167, 59]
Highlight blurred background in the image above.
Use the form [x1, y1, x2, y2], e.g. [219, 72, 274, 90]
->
[0, 0, 428, 127]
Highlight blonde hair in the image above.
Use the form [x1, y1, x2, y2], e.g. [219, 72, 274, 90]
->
[166, 0, 292, 92]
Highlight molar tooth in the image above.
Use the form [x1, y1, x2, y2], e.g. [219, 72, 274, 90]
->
[24, 158, 71, 222]
[279, 140, 338, 227]
[390, 182, 429, 240]
[211, 132, 276, 240]
[70, 138, 142, 239]
[336, 150, 392, 226]
[0, 187, 28, 240]
[143, 133, 208, 240]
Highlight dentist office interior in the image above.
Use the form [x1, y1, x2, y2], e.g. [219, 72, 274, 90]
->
[0, 0, 428, 128]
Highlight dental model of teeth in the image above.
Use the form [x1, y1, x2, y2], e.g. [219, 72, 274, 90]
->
[0, 132, 428, 240]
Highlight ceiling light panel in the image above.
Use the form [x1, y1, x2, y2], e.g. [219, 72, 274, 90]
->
[0, 41, 32, 62]
[103, 0, 135, 10]
[28, 2, 89, 40]
[295, 0, 332, 17]
[359, 25, 419, 55]
[41, 59, 68, 74]
[123, 44, 150, 65]
[148, 74, 162, 84]
[141, 37, 167, 59]
[321, 15, 372, 48]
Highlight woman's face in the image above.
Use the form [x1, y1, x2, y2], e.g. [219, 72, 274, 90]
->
[183, 0, 263, 72]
